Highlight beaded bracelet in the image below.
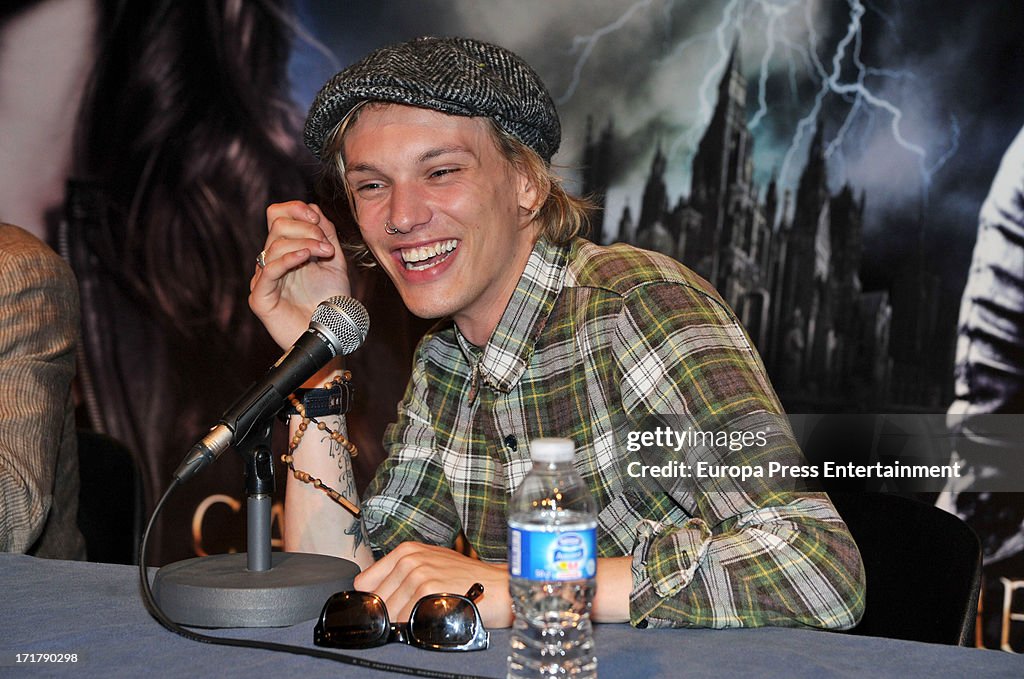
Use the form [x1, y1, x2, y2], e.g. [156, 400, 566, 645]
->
[281, 372, 361, 518]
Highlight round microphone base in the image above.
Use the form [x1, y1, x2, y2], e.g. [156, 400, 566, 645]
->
[152, 552, 359, 628]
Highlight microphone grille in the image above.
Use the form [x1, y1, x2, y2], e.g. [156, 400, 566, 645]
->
[311, 296, 370, 355]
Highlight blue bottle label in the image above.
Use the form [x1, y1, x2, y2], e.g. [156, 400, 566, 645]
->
[509, 526, 597, 581]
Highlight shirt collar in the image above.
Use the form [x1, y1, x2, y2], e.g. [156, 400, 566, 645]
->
[454, 238, 569, 393]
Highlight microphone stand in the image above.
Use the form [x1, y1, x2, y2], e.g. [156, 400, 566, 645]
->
[152, 418, 359, 627]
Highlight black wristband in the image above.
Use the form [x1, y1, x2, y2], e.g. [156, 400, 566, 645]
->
[281, 381, 353, 418]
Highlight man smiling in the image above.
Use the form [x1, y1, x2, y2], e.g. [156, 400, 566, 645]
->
[249, 36, 864, 630]
[342, 105, 539, 345]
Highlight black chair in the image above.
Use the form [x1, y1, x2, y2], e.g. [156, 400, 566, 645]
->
[76, 430, 144, 564]
[828, 492, 982, 646]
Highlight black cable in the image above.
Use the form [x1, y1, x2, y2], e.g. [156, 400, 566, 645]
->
[137, 480, 499, 679]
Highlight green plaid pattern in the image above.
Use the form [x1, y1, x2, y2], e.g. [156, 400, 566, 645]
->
[363, 238, 865, 629]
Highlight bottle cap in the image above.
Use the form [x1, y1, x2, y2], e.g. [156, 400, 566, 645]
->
[529, 438, 575, 463]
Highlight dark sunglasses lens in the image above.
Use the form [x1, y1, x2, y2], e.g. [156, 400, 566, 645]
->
[409, 596, 479, 646]
[316, 592, 389, 647]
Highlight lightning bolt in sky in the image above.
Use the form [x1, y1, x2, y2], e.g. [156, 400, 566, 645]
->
[559, 0, 960, 209]
[556, 0, 658, 106]
[779, 0, 960, 199]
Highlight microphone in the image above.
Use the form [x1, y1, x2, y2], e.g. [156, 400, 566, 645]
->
[174, 296, 369, 483]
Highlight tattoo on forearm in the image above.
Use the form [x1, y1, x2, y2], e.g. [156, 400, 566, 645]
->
[342, 471, 356, 497]
[321, 430, 356, 496]
[320, 424, 360, 533]
[344, 520, 366, 555]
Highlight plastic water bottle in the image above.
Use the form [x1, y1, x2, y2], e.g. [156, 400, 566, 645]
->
[508, 438, 597, 678]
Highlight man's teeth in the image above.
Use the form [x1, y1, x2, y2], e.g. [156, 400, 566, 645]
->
[402, 239, 458, 269]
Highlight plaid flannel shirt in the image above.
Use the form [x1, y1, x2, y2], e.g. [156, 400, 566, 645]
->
[363, 237, 865, 629]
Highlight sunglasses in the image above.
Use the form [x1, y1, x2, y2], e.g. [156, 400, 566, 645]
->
[314, 582, 489, 652]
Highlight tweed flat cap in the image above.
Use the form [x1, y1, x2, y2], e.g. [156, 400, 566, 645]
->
[304, 36, 561, 162]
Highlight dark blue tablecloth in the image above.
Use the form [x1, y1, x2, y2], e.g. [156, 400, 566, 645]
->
[0, 553, 1019, 677]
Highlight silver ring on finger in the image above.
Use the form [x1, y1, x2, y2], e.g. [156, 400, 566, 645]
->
[256, 249, 268, 269]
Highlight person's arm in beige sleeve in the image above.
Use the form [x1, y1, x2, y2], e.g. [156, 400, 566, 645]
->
[0, 224, 85, 558]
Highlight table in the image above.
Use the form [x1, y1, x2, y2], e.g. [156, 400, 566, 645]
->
[1, 553, 1020, 678]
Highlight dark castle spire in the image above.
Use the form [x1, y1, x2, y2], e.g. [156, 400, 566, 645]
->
[765, 168, 779, 231]
[720, 35, 742, 98]
[637, 144, 668, 236]
[794, 116, 829, 235]
[689, 36, 752, 283]
[581, 115, 616, 242]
